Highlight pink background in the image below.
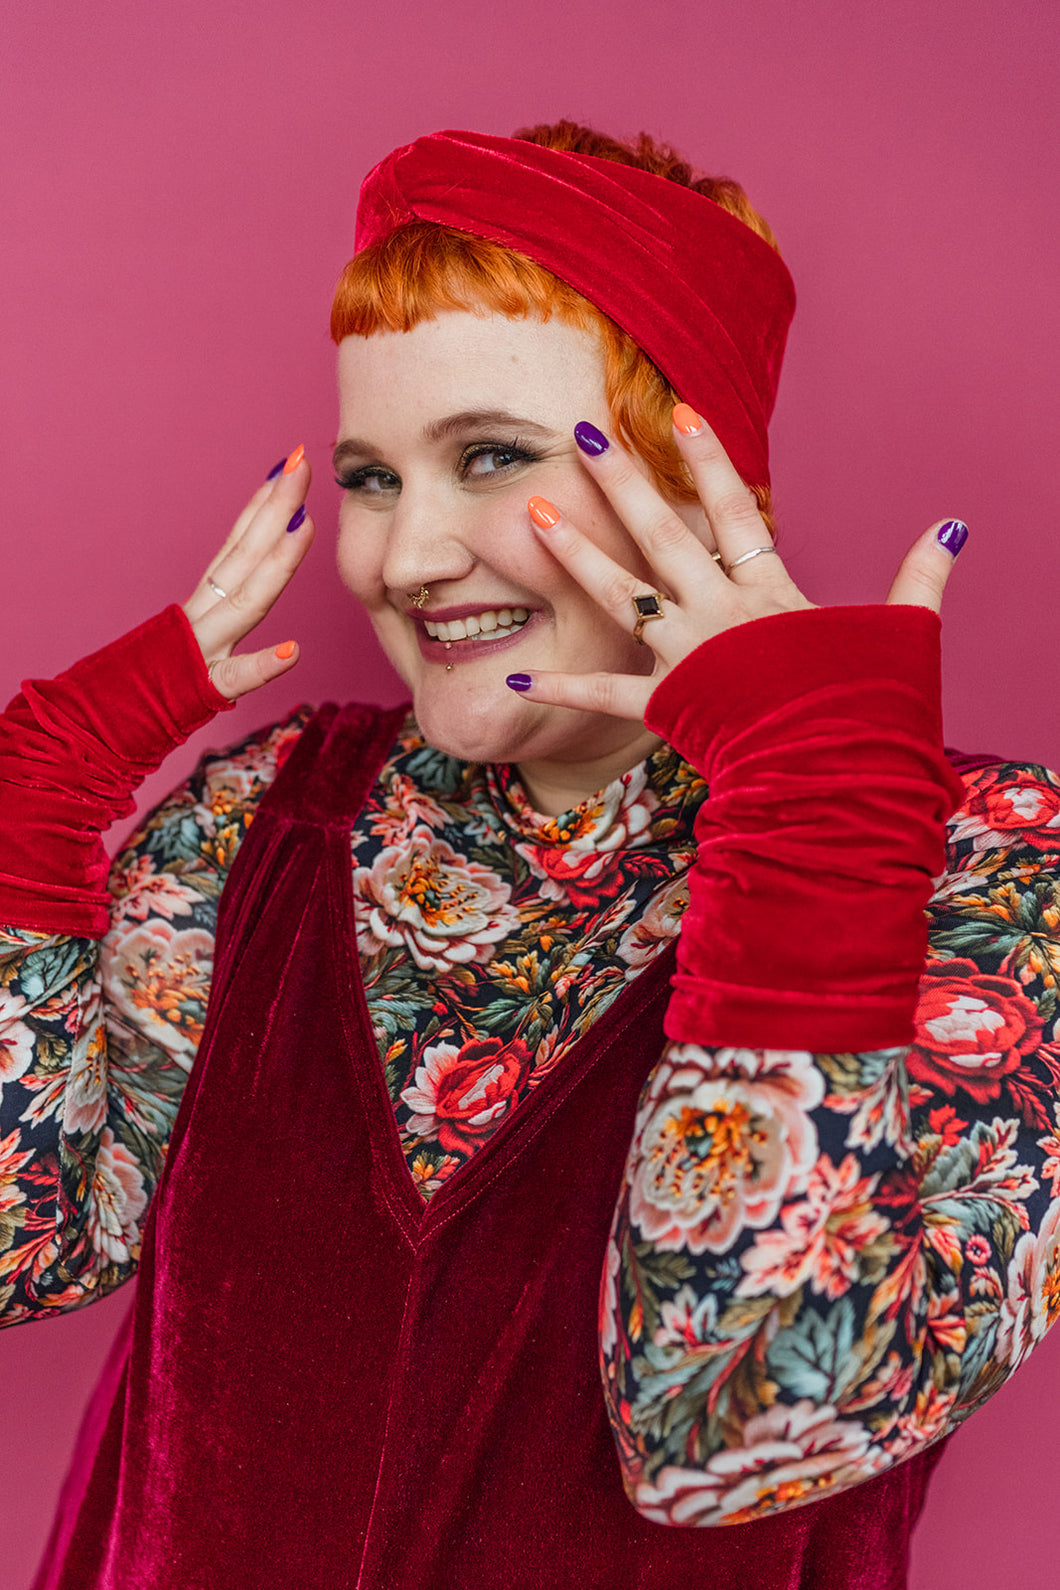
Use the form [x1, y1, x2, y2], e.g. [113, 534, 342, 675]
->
[2, 2, 1057, 1584]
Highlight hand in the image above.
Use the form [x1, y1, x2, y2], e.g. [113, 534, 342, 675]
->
[516, 408, 965, 721]
[182, 449, 315, 701]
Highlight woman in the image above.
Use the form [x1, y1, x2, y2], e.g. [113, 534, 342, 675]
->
[2, 122, 1058, 1589]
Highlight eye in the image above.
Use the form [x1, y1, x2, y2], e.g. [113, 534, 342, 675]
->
[335, 440, 541, 494]
[460, 442, 540, 479]
[334, 466, 400, 494]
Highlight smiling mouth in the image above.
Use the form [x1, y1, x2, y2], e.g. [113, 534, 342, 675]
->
[423, 607, 531, 644]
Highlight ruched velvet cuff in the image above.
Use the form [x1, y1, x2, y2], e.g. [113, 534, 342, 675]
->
[645, 604, 968, 1052]
[0, 605, 233, 939]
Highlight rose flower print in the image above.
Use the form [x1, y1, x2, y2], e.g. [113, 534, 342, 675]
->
[400, 1037, 533, 1156]
[951, 766, 1060, 855]
[908, 958, 1044, 1103]
[626, 1047, 824, 1255]
[354, 830, 519, 973]
[635, 1401, 888, 1526]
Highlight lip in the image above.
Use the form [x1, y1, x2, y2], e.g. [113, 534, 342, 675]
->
[414, 609, 543, 665]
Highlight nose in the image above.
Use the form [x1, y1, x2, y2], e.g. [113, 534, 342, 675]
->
[380, 490, 476, 598]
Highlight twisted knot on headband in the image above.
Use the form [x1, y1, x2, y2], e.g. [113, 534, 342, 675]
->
[354, 129, 796, 487]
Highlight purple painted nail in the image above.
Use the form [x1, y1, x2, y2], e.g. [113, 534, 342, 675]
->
[936, 520, 969, 556]
[574, 421, 609, 456]
[506, 674, 533, 692]
[286, 505, 307, 534]
[266, 458, 287, 481]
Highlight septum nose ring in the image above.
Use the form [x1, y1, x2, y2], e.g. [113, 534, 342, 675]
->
[409, 585, 430, 609]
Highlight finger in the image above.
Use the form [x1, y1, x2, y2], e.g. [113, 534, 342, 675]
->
[200, 448, 309, 604]
[670, 406, 787, 575]
[527, 496, 661, 632]
[185, 447, 310, 623]
[571, 422, 723, 596]
[207, 640, 301, 703]
[183, 486, 274, 624]
[192, 506, 316, 656]
[885, 519, 968, 612]
[213, 457, 289, 558]
[504, 666, 652, 722]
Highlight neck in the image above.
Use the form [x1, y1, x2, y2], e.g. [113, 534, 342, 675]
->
[514, 728, 664, 816]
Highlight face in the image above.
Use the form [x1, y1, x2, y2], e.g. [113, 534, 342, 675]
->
[334, 312, 694, 808]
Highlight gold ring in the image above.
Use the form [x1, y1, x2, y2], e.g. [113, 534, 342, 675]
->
[409, 585, 430, 609]
[632, 591, 667, 645]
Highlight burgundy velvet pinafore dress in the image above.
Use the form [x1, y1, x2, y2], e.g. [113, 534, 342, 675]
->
[38, 702, 944, 1590]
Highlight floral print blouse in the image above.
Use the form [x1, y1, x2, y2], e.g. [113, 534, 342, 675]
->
[3, 707, 1060, 1526]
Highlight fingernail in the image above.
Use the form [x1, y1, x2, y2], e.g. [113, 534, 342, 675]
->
[673, 403, 703, 436]
[574, 421, 609, 456]
[266, 458, 287, 481]
[275, 641, 297, 660]
[282, 444, 305, 475]
[286, 505, 307, 534]
[528, 496, 560, 529]
[937, 520, 969, 556]
[506, 673, 532, 692]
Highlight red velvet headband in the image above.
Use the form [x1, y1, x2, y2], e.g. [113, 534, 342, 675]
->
[354, 129, 796, 487]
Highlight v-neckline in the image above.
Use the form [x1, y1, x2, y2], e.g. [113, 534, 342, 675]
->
[276, 699, 678, 1242]
[331, 820, 677, 1241]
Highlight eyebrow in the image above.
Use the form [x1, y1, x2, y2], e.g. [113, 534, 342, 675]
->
[332, 409, 560, 471]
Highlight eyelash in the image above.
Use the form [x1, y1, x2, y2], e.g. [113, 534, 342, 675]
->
[335, 440, 541, 493]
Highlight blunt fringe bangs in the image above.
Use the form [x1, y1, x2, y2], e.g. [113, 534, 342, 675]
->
[330, 123, 778, 532]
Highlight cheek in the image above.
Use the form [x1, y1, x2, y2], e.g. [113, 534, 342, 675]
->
[556, 474, 658, 585]
[335, 511, 385, 605]
[584, 513, 657, 587]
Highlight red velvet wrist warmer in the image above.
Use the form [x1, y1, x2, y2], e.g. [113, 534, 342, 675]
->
[0, 605, 233, 938]
[645, 605, 968, 1052]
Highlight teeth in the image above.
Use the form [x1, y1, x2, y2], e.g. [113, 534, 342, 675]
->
[424, 608, 532, 644]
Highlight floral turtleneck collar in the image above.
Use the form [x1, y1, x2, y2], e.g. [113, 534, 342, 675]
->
[489, 759, 663, 849]
[349, 712, 707, 1199]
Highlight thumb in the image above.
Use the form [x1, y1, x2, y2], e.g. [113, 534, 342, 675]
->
[885, 519, 968, 612]
[206, 641, 300, 702]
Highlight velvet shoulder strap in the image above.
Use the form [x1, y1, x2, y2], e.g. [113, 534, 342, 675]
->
[944, 744, 1009, 775]
[253, 700, 412, 827]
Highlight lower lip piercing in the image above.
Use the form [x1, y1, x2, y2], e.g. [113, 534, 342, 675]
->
[419, 609, 535, 672]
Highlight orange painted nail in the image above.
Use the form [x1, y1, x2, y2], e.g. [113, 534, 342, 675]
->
[282, 444, 305, 474]
[275, 641, 296, 660]
[673, 404, 703, 436]
[528, 496, 560, 529]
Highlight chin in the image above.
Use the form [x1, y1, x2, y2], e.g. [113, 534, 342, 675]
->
[412, 683, 544, 765]
[414, 685, 641, 783]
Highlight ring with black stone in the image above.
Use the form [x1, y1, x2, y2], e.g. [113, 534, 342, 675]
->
[632, 591, 668, 645]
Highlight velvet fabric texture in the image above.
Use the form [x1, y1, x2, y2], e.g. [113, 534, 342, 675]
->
[646, 604, 969, 1052]
[0, 606, 232, 938]
[36, 700, 945, 1590]
[354, 129, 796, 488]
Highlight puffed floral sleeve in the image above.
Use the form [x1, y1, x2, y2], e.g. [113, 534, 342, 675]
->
[600, 605, 1060, 1525]
[0, 607, 307, 1325]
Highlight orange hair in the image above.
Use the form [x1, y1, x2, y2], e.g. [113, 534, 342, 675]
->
[330, 120, 780, 534]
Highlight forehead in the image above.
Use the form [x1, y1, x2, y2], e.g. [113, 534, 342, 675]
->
[335, 311, 608, 432]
